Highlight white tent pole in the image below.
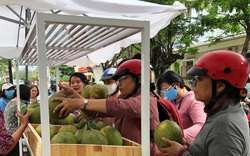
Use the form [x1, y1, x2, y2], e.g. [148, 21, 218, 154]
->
[141, 21, 150, 156]
[55, 66, 60, 91]
[36, 13, 51, 156]
[15, 59, 23, 156]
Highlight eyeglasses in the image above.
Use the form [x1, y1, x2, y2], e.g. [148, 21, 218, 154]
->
[192, 76, 199, 83]
[161, 83, 176, 93]
[116, 76, 130, 84]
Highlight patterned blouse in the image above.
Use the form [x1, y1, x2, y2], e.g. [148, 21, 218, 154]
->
[0, 109, 14, 154]
[4, 100, 24, 134]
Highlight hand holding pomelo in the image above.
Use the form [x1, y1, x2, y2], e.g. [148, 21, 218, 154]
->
[49, 92, 68, 119]
[154, 120, 183, 148]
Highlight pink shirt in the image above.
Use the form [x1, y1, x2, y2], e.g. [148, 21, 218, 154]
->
[106, 90, 160, 156]
[172, 91, 206, 143]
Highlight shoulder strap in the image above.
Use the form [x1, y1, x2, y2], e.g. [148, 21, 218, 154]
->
[157, 98, 184, 135]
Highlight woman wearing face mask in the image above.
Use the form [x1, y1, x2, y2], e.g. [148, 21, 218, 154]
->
[0, 83, 15, 113]
[98, 68, 120, 126]
[157, 71, 206, 144]
[4, 84, 30, 156]
[100, 68, 120, 98]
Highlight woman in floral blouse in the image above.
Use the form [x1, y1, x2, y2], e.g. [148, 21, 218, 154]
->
[0, 108, 29, 155]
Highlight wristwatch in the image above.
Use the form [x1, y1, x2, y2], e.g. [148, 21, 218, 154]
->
[83, 99, 89, 110]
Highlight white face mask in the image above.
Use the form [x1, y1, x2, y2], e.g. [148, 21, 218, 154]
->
[105, 83, 117, 95]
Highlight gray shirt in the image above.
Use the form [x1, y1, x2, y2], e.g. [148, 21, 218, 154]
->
[182, 99, 250, 156]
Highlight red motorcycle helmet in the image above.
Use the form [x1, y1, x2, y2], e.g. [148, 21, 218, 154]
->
[112, 59, 141, 80]
[187, 50, 249, 88]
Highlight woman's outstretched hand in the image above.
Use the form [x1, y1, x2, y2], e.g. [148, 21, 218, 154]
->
[52, 83, 84, 118]
[17, 110, 30, 127]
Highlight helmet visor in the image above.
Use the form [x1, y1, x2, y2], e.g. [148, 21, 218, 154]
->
[187, 66, 207, 76]
[100, 74, 113, 81]
[111, 69, 129, 80]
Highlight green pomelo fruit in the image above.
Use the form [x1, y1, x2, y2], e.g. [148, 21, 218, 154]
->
[81, 85, 93, 99]
[75, 129, 84, 143]
[154, 120, 183, 148]
[35, 124, 57, 140]
[20, 105, 27, 115]
[90, 84, 108, 99]
[95, 121, 108, 130]
[27, 102, 40, 114]
[48, 92, 68, 120]
[100, 126, 123, 145]
[80, 129, 108, 145]
[29, 106, 41, 124]
[28, 102, 40, 109]
[58, 125, 77, 134]
[51, 132, 78, 144]
[51, 113, 75, 125]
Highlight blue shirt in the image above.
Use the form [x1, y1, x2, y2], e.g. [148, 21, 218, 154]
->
[0, 97, 9, 113]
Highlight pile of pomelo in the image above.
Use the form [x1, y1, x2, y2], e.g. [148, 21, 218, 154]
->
[35, 121, 123, 145]
[29, 83, 122, 145]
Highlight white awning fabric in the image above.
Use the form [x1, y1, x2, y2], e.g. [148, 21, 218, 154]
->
[0, 0, 186, 67]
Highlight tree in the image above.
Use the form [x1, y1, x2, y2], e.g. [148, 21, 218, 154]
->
[59, 65, 75, 78]
[193, 0, 250, 56]
[101, 0, 204, 80]
[110, 0, 204, 80]
[100, 46, 140, 70]
[0, 58, 10, 80]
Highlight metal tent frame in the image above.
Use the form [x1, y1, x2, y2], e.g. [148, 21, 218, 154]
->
[18, 12, 151, 156]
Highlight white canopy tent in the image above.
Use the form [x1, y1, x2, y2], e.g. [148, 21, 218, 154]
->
[0, 1, 186, 156]
[0, 0, 186, 67]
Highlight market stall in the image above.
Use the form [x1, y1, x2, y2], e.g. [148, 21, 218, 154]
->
[18, 12, 151, 156]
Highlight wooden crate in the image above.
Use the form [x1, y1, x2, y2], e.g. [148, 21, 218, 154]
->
[23, 124, 141, 156]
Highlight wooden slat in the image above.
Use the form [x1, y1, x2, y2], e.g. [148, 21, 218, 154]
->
[24, 124, 142, 156]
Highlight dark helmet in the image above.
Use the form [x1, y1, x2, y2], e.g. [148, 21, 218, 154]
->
[100, 68, 117, 81]
[187, 50, 249, 88]
[112, 59, 141, 80]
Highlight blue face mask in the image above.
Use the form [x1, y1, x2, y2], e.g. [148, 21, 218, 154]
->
[6, 90, 14, 99]
[163, 87, 178, 100]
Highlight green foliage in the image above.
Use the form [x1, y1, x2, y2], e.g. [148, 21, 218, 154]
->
[59, 65, 75, 78]
[120, 0, 202, 80]
[0, 58, 13, 82]
[10, 65, 38, 84]
[49, 66, 75, 82]
[192, 0, 250, 55]
[100, 45, 140, 70]
[61, 75, 70, 82]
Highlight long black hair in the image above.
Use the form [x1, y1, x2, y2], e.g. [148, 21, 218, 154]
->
[13, 84, 30, 101]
